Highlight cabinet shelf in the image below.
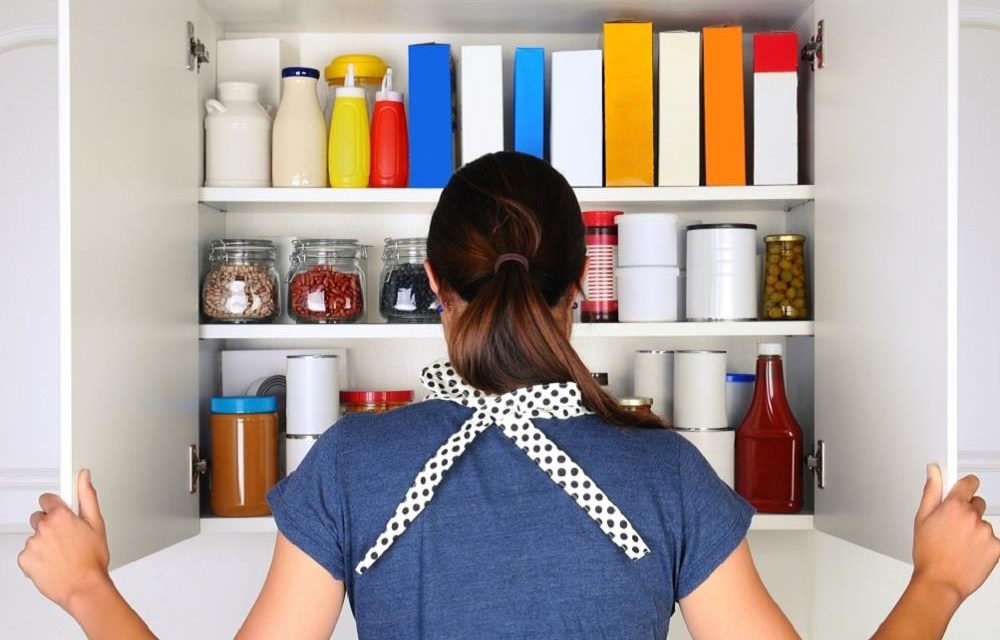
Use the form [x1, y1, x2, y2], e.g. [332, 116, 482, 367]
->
[199, 185, 814, 214]
[199, 321, 814, 340]
[199, 513, 816, 534]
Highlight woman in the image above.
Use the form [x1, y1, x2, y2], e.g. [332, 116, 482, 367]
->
[18, 152, 1000, 639]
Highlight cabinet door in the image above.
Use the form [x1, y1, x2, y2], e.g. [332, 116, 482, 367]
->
[813, 0, 958, 561]
[63, 0, 200, 567]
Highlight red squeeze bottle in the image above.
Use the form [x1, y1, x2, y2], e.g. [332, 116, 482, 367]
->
[370, 68, 409, 187]
[735, 343, 803, 513]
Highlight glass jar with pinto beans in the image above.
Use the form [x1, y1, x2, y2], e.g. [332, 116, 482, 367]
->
[288, 239, 367, 323]
[202, 239, 280, 323]
[762, 234, 810, 320]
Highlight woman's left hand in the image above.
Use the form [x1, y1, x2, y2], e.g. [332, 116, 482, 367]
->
[17, 469, 112, 612]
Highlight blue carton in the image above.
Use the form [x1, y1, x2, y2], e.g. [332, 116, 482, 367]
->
[514, 47, 545, 159]
[408, 43, 455, 187]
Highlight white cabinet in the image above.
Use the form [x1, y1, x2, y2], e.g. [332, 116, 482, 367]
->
[59, 0, 957, 570]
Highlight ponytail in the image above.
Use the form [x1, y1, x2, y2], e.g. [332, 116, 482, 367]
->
[428, 152, 664, 429]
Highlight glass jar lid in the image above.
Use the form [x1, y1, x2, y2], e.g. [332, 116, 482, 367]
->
[619, 396, 653, 407]
[290, 238, 367, 263]
[764, 234, 806, 242]
[383, 237, 427, 261]
[208, 239, 276, 262]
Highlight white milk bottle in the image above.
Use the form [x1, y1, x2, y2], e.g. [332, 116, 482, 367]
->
[272, 67, 328, 187]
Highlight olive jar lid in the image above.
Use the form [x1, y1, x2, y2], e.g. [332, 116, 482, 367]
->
[764, 234, 806, 242]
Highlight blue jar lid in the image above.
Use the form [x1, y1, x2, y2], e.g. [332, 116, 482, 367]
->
[282, 66, 320, 79]
[211, 395, 278, 414]
[726, 373, 756, 383]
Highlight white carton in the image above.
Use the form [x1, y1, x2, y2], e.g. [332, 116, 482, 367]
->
[658, 32, 701, 186]
[460, 45, 504, 165]
[217, 38, 294, 111]
[753, 71, 799, 185]
[550, 50, 603, 187]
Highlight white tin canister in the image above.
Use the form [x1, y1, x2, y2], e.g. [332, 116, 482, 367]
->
[674, 428, 736, 488]
[633, 350, 674, 425]
[286, 434, 321, 474]
[673, 350, 728, 430]
[205, 82, 272, 187]
[285, 355, 340, 435]
[685, 223, 758, 320]
[618, 266, 680, 322]
[616, 213, 680, 267]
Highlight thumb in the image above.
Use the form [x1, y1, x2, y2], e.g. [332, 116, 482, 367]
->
[916, 463, 943, 525]
[77, 469, 105, 533]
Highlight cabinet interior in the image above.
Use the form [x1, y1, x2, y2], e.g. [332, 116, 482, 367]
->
[195, 0, 819, 519]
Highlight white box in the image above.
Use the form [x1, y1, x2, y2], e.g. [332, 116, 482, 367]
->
[217, 38, 294, 111]
[460, 45, 504, 165]
[658, 32, 701, 186]
[753, 72, 798, 185]
[550, 50, 603, 186]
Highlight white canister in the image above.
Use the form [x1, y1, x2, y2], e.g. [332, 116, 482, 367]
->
[633, 350, 674, 425]
[618, 266, 680, 322]
[616, 213, 680, 267]
[286, 355, 340, 435]
[675, 428, 736, 488]
[685, 223, 758, 321]
[286, 434, 321, 475]
[674, 350, 728, 430]
[205, 82, 272, 187]
[725, 372, 756, 428]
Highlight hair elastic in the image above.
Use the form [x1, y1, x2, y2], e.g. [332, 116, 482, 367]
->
[494, 253, 529, 273]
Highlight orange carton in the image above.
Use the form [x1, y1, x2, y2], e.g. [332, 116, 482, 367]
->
[703, 25, 746, 186]
[603, 21, 654, 186]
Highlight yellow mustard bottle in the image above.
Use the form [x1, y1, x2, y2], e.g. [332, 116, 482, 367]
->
[328, 63, 371, 187]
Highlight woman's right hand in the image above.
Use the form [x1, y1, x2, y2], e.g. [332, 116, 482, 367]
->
[912, 463, 1000, 602]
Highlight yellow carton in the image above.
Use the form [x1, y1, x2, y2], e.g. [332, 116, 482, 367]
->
[603, 21, 654, 186]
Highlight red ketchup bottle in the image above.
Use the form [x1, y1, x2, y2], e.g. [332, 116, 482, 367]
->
[735, 343, 803, 513]
[369, 68, 409, 187]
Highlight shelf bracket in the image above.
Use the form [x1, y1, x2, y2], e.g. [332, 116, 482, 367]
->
[807, 440, 826, 489]
[801, 19, 824, 70]
[189, 444, 208, 494]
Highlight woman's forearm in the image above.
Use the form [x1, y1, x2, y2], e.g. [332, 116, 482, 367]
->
[66, 574, 158, 640]
[869, 573, 962, 640]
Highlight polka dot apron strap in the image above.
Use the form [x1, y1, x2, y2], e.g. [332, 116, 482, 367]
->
[354, 360, 651, 576]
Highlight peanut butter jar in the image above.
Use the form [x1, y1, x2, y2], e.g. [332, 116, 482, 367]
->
[209, 396, 279, 517]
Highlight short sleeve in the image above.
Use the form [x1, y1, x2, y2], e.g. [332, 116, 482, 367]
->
[674, 436, 755, 600]
[267, 425, 346, 580]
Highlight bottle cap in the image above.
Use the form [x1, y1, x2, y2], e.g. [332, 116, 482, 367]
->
[282, 66, 320, 79]
[335, 63, 366, 99]
[375, 68, 403, 103]
[758, 343, 783, 357]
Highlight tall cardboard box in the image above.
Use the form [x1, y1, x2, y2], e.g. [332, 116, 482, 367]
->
[408, 43, 456, 188]
[550, 50, 603, 187]
[460, 45, 504, 165]
[658, 32, 701, 186]
[703, 25, 746, 186]
[753, 32, 799, 185]
[514, 47, 545, 159]
[603, 21, 654, 186]
[217, 38, 294, 111]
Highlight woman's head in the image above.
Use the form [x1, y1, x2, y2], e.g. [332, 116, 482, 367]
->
[425, 151, 662, 429]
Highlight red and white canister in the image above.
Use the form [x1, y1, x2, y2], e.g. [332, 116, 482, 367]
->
[581, 210, 620, 322]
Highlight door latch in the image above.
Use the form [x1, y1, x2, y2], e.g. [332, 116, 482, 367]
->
[189, 444, 208, 494]
[186, 21, 210, 72]
[801, 19, 824, 70]
[807, 440, 826, 489]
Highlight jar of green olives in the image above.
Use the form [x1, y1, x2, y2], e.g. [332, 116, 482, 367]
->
[762, 235, 810, 319]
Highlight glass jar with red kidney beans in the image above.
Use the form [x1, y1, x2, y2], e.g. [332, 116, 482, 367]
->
[287, 239, 366, 323]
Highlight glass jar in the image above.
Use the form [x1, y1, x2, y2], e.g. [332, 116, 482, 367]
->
[619, 396, 654, 420]
[202, 239, 279, 323]
[581, 210, 620, 322]
[209, 396, 279, 517]
[340, 390, 414, 414]
[380, 238, 439, 323]
[762, 234, 810, 319]
[288, 239, 367, 323]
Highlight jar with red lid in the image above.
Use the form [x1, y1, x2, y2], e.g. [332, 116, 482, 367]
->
[288, 239, 366, 323]
[581, 210, 620, 322]
[340, 390, 414, 414]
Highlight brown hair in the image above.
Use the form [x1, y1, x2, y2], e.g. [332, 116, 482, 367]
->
[427, 152, 663, 429]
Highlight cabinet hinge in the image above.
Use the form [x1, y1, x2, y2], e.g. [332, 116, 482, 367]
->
[801, 19, 824, 70]
[807, 440, 826, 489]
[189, 444, 208, 494]
[186, 21, 210, 72]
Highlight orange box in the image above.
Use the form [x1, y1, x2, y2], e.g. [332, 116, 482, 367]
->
[703, 25, 747, 186]
[603, 21, 654, 186]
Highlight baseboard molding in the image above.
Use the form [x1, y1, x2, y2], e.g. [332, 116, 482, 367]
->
[0, 468, 59, 531]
